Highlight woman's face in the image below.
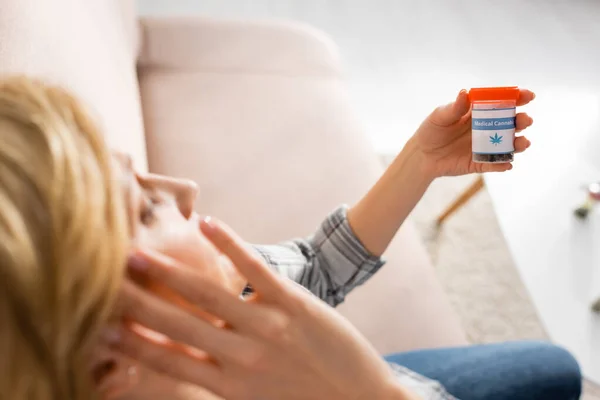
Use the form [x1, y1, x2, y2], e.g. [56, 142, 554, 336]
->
[116, 153, 245, 295]
[95, 155, 246, 399]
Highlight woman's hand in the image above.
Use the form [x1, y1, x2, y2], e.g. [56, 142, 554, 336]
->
[414, 88, 535, 178]
[105, 218, 416, 400]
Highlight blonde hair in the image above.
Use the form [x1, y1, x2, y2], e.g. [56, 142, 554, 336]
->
[0, 77, 128, 399]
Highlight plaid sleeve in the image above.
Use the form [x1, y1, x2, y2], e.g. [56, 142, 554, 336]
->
[252, 205, 385, 307]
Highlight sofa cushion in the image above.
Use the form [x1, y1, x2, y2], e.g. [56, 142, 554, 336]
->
[0, 0, 147, 169]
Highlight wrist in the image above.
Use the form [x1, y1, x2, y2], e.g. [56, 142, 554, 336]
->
[389, 138, 436, 187]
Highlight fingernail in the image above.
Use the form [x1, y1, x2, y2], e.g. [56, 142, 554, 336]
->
[128, 252, 149, 273]
[201, 216, 216, 232]
[532, 92, 536, 99]
[527, 140, 532, 148]
[102, 327, 121, 345]
[529, 117, 534, 125]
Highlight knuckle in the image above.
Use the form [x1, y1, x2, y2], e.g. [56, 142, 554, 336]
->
[235, 344, 267, 370]
[258, 310, 291, 340]
[181, 179, 198, 191]
[194, 287, 220, 311]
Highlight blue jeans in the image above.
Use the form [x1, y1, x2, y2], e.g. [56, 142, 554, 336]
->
[384, 341, 582, 400]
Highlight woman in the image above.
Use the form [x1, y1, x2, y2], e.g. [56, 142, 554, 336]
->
[0, 76, 242, 399]
[0, 76, 580, 400]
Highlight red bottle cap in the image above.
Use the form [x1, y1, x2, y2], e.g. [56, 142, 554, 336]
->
[468, 87, 520, 102]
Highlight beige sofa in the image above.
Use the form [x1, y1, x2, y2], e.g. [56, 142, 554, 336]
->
[0, 0, 466, 355]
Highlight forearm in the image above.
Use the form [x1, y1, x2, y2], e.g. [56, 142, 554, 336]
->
[347, 138, 434, 257]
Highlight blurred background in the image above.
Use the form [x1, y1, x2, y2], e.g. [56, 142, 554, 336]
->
[137, 1, 600, 396]
[138, 0, 600, 155]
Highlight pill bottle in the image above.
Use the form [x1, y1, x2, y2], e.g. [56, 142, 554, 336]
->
[469, 87, 520, 163]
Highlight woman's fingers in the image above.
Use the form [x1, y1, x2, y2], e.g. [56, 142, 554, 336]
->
[515, 113, 533, 132]
[128, 249, 286, 337]
[517, 89, 535, 106]
[514, 136, 531, 153]
[128, 249, 249, 321]
[90, 346, 140, 399]
[478, 112, 531, 169]
[475, 136, 530, 173]
[117, 280, 248, 363]
[478, 163, 513, 173]
[102, 322, 225, 398]
[200, 218, 288, 303]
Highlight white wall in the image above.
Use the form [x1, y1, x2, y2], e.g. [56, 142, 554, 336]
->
[138, 0, 600, 155]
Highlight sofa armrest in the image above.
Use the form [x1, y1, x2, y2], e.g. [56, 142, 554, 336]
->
[138, 16, 342, 77]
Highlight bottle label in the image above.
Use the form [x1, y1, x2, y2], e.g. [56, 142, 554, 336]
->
[472, 107, 515, 154]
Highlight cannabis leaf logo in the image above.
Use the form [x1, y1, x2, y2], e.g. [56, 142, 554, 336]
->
[489, 133, 503, 146]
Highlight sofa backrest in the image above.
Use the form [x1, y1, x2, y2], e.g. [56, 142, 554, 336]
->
[0, 0, 147, 169]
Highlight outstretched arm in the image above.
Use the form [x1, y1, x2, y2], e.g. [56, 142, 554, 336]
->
[348, 89, 535, 256]
[251, 89, 534, 304]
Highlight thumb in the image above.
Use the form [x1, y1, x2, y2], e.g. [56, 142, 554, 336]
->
[431, 89, 470, 126]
